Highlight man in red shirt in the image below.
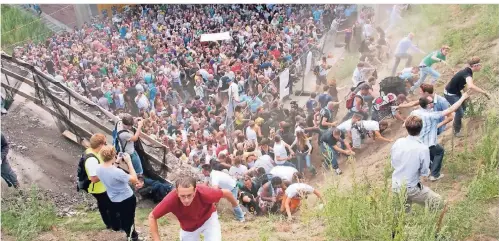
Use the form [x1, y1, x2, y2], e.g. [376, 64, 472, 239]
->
[148, 176, 245, 241]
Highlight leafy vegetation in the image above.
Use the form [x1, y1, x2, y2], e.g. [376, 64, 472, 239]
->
[1, 186, 59, 241]
[1, 5, 53, 54]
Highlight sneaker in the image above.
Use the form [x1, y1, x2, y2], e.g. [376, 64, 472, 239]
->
[454, 132, 464, 137]
[335, 168, 342, 175]
[429, 174, 444, 181]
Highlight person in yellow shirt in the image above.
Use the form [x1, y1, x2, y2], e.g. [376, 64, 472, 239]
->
[84, 133, 116, 230]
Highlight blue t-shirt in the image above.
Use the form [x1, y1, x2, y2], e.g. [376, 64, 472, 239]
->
[95, 166, 133, 202]
[318, 93, 333, 108]
[306, 99, 317, 112]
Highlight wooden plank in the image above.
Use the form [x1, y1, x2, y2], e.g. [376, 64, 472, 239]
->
[2, 67, 35, 88]
[62, 130, 90, 148]
[2, 66, 170, 170]
[2, 66, 168, 151]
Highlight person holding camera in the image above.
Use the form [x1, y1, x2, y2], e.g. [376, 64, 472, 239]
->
[96, 145, 140, 241]
[118, 114, 144, 176]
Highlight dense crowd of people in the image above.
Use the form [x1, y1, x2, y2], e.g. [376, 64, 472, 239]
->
[4, 3, 494, 241]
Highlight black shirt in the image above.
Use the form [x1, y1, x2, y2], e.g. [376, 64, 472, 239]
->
[320, 128, 340, 147]
[318, 107, 332, 130]
[445, 67, 473, 95]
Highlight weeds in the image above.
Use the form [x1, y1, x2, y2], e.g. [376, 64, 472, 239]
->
[1, 186, 59, 241]
[1, 5, 53, 54]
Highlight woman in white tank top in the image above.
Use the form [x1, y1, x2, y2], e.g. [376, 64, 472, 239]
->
[245, 121, 258, 143]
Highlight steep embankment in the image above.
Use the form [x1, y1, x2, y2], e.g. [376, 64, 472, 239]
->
[1, 5, 498, 241]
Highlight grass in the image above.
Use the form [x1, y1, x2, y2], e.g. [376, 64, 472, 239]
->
[319, 112, 499, 241]
[1, 186, 59, 241]
[1, 5, 54, 54]
[328, 54, 358, 83]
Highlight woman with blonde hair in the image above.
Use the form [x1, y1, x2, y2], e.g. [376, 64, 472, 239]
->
[96, 145, 140, 241]
[290, 130, 315, 175]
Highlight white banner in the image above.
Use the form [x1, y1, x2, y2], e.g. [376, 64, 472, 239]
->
[200, 32, 231, 42]
[279, 68, 290, 101]
[305, 51, 313, 74]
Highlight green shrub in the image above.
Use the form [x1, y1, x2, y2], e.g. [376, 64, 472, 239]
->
[1, 5, 53, 54]
[1, 186, 59, 241]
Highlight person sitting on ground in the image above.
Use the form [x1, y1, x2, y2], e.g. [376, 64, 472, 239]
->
[238, 175, 262, 215]
[281, 183, 324, 221]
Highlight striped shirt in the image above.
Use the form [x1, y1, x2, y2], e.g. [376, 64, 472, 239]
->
[410, 108, 443, 147]
[433, 94, 451, 135]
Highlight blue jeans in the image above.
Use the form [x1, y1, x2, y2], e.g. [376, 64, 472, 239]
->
[230, 186, 239, 200]
[320, 142, 340, 169]
[130, 151, 143, 175]
[411, 66, 440, 92]
[429, 145, 445, 178]
[1, 157, 18, 187]
[444, 94, 466, 133]
[295, 152, 311, 172]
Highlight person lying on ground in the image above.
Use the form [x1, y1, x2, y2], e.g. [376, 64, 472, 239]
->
[281, 183, 324, 222]
[135, 176, 173, 203]
[149, 176, 245, 241]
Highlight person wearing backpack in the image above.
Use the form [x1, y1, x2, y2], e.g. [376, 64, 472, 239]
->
[342, 84, 370, 121]
[78, 133, 115, 230]
[117, 114, 144, 176]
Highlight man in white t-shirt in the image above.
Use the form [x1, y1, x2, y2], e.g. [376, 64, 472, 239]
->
[253, 155, 275, 173]
[202, 164, 239, 200]
[229, 156, 248, 180]
[281, 183, 323, 221]
[349, 113, 392, 148]
[351, 62, 375, 87]
[228, 78, 240, 103]
[135, 91, 150, 111]
[269, 166, 300, 184]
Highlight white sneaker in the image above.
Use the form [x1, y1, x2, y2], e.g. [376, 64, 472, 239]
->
[429, 174, 444, 181]
[335, 168, 342, 175]
[454, 132, 464, 138]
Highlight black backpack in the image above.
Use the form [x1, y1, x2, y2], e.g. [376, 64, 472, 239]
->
[76, 152, 97, 192]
